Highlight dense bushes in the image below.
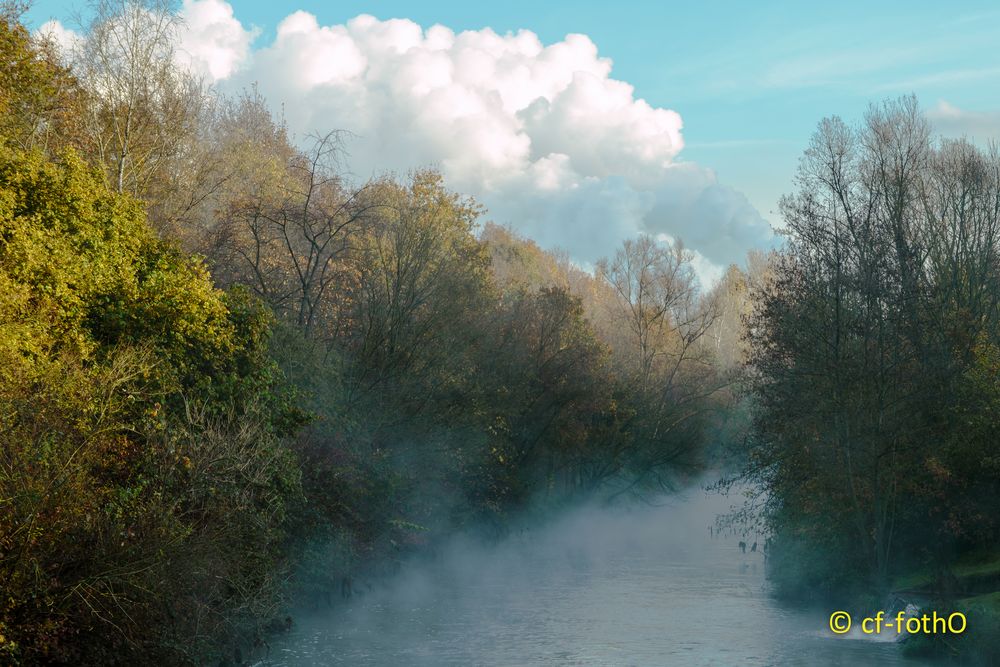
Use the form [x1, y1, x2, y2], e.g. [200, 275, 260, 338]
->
[0, 148, 301, 662]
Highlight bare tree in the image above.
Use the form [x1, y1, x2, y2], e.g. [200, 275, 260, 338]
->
[597, 235, 714, 390]
[223, 131, 378, 336]
[705, 264, 750, 368]
[74, 0, 206, 197]
[594, 235, 721, 497]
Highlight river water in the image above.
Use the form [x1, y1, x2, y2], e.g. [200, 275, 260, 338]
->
[265, 486, 933, 666]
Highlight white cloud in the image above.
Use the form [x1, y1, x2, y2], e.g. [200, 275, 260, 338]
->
[175, 0, 259, 81]
[927, 100, 1000, 142]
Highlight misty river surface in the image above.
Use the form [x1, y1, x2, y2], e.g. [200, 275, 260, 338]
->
[265, 487, 934, 667]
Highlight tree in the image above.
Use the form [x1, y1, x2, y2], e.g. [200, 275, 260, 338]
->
[0, 4, 85, 152]
[473, 286, 614, 505]
[344, 170, 491, 412]
[74, 0, 207, 200]
[590, 235, 722, 497]
[597, 235, 712, 389]
[705, 264, 751, 369]
[212, 127, 384, 342]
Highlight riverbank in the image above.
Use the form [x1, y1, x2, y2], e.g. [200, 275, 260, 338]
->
[893, 554, 1000, 665]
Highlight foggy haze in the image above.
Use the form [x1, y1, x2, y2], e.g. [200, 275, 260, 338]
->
[266, 483, 930, 666]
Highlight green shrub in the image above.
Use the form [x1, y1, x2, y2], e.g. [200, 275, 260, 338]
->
[0, 147, 301, 663]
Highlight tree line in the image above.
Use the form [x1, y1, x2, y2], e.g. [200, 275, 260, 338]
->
[737, 96, 1000, 661]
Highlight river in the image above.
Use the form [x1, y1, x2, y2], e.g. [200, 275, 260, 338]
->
[264, 485, 934, 666]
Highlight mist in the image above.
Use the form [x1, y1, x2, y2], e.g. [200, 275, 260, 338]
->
[264, 481, 929, 667]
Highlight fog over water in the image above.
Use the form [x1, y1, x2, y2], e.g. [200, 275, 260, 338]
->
[265, 484, 933, 666]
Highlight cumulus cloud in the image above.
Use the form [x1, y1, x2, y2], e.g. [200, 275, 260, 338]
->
[38, 2, 774, 278]
[927, 100, 1000, 142]
[175, 0, 259, 81]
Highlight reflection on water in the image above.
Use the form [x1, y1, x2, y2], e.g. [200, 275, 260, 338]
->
[265, 487, 934, 666]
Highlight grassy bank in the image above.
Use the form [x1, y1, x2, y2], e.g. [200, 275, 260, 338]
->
[894, 554, 1000, 666]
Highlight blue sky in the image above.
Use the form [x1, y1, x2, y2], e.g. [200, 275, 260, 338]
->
[26, 0, 1000, 275]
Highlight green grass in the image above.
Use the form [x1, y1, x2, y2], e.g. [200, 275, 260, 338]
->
[958, 591, 1000, 613]
[956, 559, 1000, 579]
[897, 558, 1000, 666]
[893, 569, 932, 591]
[892, 553, 1000, 594]
[901, 591, 1000, 665]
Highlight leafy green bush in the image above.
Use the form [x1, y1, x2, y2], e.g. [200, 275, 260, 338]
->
[0, 147, 301, 663]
